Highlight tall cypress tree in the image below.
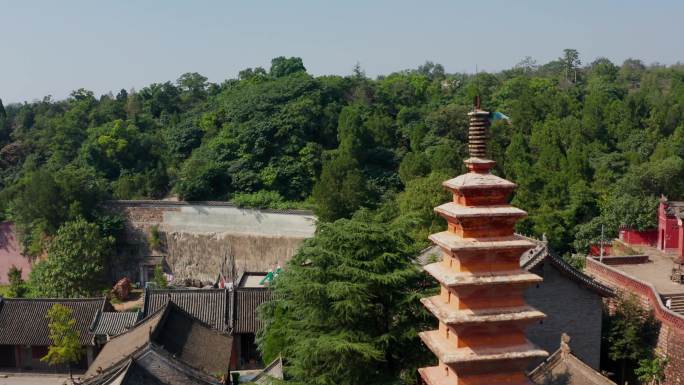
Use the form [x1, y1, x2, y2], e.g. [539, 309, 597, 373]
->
[258, 213, 432, 385]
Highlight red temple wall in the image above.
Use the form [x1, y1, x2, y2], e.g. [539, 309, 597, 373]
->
[619, 228, 658, 247]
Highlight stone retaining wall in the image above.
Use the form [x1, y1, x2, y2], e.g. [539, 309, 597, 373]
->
[105, 201, 316, 283]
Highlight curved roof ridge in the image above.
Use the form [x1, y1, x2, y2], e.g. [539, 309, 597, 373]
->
[546, 253, 615, 297]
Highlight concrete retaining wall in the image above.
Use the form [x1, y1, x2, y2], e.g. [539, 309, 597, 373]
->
[105, 201, 316, 283]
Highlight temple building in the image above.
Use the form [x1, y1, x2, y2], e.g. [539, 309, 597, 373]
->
[418, 107, 548, 385]
[528, 334, 616, 385]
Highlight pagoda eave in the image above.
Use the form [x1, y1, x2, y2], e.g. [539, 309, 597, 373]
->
[443, 173, 517, 192]
[434, 202, 527, 219]
[419, 367, 536, 385]
[424, 263, 542, 287]
[429, 232, 536, 254]
[419, 331, 548, 365]
[421, 296, 546, 326]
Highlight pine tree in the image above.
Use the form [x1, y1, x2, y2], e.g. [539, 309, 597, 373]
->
[257, 213, 432, 385]
[7, 266, 26, 298]
[152, 264, 168, 289]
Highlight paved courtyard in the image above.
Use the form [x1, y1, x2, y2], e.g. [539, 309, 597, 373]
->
[610, 245, 684, 295]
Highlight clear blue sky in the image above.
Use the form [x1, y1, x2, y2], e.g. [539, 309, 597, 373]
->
[1, 0, 682, 103]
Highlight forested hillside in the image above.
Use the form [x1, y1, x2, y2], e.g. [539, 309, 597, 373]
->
[2, 52, 684, 260]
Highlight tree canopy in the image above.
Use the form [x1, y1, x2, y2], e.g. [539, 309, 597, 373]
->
[42, 304, 82, 369]
[257, 213, 432, 385]
[1, 52, 683, 258]
[28, 218, 113, 298]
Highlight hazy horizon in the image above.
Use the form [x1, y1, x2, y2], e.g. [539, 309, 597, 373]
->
[2, 0, 683, 104]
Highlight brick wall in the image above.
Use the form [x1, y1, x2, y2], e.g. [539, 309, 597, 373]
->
[592, 255, 650, 265]
[586, 258, 684, 385]
[525, 261, 603, 369]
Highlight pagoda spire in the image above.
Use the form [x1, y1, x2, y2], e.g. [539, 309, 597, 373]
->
[418, 103, 547, 385]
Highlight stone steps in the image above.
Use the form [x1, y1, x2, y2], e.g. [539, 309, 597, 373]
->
[663, 294, 684, 315]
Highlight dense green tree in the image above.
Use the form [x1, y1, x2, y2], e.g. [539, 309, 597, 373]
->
[312, 152, 368, 222]
[7, 165, 109, 255]
[0, 98, 8, 144]
[560, 48, 581, 83]
[606, 295, 660, 385]
[152, 264, 168, 289]
[7, 266, 27, 298]
[395, 171, 450, 246]
[28, 219, 114, 298]
[42, 304, 82, 377]
[164, 120, 204, 162]
[398, 152, 430, 183]
[636, 356, 668, 385]
[177, 72, 209, 105]
[269, 56, 306, 78]
[257, 214, 431, 385]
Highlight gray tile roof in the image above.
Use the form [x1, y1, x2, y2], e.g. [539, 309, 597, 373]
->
[141, 286, 274, 335]
[91, 311, 143, 337]
[529, 339, 616, 385]
[663, 199, 684, 218]
[143, 289, 229, 331]
[84, 304, 230, 385]
[153, 305, 232, 374]
[0, 297, 107, 346]
[233, 288, 273, 334]
[86, 308, 164, 377]
[82, 346, 223, 385]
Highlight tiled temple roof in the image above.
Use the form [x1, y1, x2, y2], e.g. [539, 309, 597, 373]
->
[85, 303, 232, 382]
[232, 288, 273, 334]
[544, 253, 615, 298]
[0, 297, 108, 346]
[529, 335, 616, 385]
[81, 345, 223, 385]
[91, 310, 143, 337]
[142, 286, 274, 335]
[86, 308, 165, 376]
[663, 199, 684, 219]
[143, 289, 230, 331]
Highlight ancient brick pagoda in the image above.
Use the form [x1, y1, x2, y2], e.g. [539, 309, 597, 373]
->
[419, 108, 548, 385]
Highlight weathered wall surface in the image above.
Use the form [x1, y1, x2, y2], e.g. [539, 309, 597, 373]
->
[0, 222, 32, 283]
[164, 232, 308, 282]
[586, 258, 684, 385]
[106, 201, 316, 282]
[525, 262, 604, 370]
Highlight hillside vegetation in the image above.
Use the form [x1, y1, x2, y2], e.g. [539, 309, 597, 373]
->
[1, 52, 684, 260]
